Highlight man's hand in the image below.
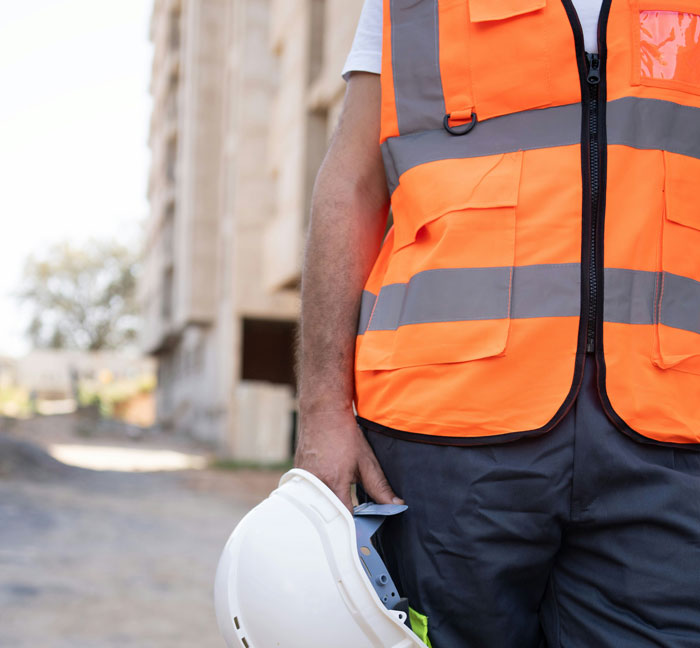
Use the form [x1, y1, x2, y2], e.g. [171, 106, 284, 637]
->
[295, 73, 400, 512]
[295, 408, 402, 511]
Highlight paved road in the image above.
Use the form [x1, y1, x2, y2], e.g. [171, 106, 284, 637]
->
[0, 434, 282, 648]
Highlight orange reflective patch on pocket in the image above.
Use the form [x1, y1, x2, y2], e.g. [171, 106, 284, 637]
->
[639, 9, 700, 91]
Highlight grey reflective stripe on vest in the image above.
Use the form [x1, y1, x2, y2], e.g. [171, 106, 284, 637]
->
[391, 0, 445, 135]
[358, 266, 700, 335]
[604, 269, 700, 334]
[511, 264, 581, 319]
[658, 273, 700, 334]
[382, 103, 582, 194]
[382, 97, 700, 195]
[367, 267, 513, 331]
[358, 290, 377, 336]
[603, 268, 657, 325]
[357, 263, 581, 333]
[607, 97, 700, 160]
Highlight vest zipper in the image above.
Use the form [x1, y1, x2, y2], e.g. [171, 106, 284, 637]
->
[560, 0, 610, 367]
[585, 52, 601, 354]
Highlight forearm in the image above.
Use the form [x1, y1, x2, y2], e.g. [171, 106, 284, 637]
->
[298, 176, 388, 414]
[298, 73, 389, 416]
[294, 74, 398, 509]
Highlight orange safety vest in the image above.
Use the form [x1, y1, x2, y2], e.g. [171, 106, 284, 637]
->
[354, 0, 700, 446]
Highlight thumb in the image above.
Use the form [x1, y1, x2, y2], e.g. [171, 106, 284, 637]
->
[358, 453, 404, 506]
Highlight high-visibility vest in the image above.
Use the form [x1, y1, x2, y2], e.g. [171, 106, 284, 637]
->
[354, 0, 700, 446]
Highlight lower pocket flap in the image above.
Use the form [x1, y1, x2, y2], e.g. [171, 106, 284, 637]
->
[652, 272, 700, 375]
[356, 266, 513, 371]
[356, 319, 510, 371]
[664, 150, 700, 231]
[653, 326, 700, 374]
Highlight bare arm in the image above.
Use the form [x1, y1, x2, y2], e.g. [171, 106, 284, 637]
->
[295, 73, 402, 510]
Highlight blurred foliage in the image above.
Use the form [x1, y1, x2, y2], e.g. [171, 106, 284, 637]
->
[19, 239, 140, 351]
[0, 386, 32, 418]
[209, 458, 294, 472]
[78, 373, 156, 418]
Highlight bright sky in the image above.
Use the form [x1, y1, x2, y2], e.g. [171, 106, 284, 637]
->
[0, 0, 152, 357]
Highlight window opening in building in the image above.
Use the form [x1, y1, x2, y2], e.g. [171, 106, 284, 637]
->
[162, 268, 174, 320]
[165, 135, 177, 183]
[163, 201, 175, 267]
[167, 72, 179, 120]
[241, 319, 297, 388]
[168, 7, 181, 52]
[304, 106, 329, 235]
[308, 0, 326, 85]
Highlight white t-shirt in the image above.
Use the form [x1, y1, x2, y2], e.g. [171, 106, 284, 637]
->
[342, 0, 603, 79]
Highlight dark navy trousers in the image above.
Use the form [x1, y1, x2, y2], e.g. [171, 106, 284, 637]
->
[363, 356, 700, 647]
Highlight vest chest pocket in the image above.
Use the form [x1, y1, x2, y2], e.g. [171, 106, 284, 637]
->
[355, 151, 523, 372]
[633, 0, 700, 95]
[652, 151, 700, 374]
[464, 0, 554, 118]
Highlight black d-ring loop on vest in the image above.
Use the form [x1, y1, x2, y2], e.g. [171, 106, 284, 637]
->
[443, 112, 478, 136]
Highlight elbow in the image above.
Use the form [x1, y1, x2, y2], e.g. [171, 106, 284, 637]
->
[312, 166, 389, 222]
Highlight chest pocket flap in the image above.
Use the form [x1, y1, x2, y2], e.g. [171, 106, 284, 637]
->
[469, 0, 546, 22]
[393, 151, 523, 251]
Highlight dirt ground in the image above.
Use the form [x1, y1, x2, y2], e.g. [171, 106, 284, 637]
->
[0, 416, 284, 648]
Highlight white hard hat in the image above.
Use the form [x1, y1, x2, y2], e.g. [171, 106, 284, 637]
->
[214, 468, 427, 648]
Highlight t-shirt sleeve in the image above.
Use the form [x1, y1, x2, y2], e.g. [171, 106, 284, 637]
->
[342, 0, 383, 81]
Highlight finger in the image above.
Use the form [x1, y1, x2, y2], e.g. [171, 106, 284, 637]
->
[332, 482, 355, 513]
[304, 467, 355, 513]
[358, 453, 404, 505]
[295, 456, 356, 512]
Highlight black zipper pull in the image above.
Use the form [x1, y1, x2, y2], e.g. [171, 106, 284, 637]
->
[586, 52, 600, 85]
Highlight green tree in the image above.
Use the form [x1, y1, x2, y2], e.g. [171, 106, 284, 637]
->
[19, 239, 140, 351]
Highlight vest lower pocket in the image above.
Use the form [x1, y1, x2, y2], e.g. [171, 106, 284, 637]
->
[652, 273, 700, 374]
[652, 151, 700, 374]
[356, 153, 522, 372]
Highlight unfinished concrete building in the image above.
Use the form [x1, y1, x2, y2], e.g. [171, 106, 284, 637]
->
[141, 0, 363, 460]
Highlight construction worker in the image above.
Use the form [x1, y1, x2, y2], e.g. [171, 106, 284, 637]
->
[296, 0, 700, 646]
